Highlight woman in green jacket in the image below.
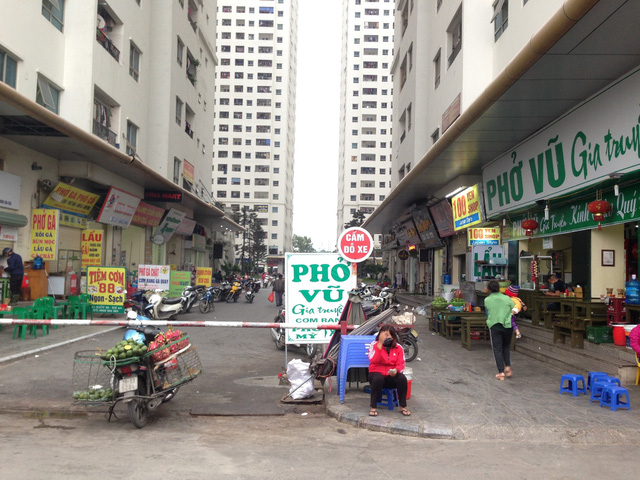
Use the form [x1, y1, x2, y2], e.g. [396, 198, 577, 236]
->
[483, 280, 516, 381]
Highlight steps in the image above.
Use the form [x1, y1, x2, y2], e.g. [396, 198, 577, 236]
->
[516, 321, 638, 385]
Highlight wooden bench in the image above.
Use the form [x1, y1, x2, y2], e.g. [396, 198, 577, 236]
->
[460, 317, 489, 351]
[553, 318, 586, 349]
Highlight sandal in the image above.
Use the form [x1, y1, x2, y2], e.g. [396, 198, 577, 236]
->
[504, 367, 513, 378]
[400, 408, 411, 416]
[495, 373, 506, 381]
[369, 409, 378, 416]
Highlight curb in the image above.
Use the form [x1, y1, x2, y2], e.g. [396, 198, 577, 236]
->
[0, 326, 121, 365]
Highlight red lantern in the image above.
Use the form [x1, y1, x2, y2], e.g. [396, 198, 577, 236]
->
[521, 219, 539, 242]
[587, 200, 612, 230]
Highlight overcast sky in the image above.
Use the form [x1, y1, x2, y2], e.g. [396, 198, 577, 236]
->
[292, 1, 342, 252]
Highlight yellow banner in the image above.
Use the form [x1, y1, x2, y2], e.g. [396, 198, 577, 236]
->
[44, 182, 99, 216]
[86, 266, 126, 314]
[452, 185, 483, 231]
[468, 227, 501, 246]
[81, 229, 103, 268]
[196, 267, 212, 287]
[30, 209, 59, 260]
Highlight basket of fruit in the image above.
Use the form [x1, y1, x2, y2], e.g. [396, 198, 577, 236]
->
[72, 351, 115, 403]
[99, 338, 149, 365]
[144, 329, 202, 390]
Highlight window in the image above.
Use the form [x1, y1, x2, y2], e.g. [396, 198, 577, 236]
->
[177, 37, 184, 66]
[36, 75, 60, 114]
[42, 0, 64, 32]
[129, 42, 141, 81]
[0, 48, 18, 88]
[434, 49, 441, 88]
[272, 207, 279, 213]
[126, 121, 138, 155]
[493, 0, 508, 41]
[175, 97, 183, 125]
[447, 7, 462, 67]
[173, 157, 181, 184]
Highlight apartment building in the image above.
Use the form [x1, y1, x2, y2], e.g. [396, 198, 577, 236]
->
[337, 0, 395, 244]
[0, 1, 238, 284]
[211, 0, 298, 269]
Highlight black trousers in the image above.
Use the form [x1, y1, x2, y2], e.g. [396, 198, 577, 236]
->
[489, 324, 513, 373]
[9, 274, 23, 298]
[368, 371, 408, 408]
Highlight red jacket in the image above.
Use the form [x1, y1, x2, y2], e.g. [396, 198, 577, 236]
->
[368, 340, 406, 375]
[630, 324, 640, 355]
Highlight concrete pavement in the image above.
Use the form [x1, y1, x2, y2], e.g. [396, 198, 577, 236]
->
[2, 295, 640, 444]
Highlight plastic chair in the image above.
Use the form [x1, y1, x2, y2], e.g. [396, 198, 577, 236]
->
[589, 378, 619, 403]
[378, 388, 399, 410]
[599, 384, 631, 411]
[28, 306, 49, 337]
[34, 296, 65, 323]
[635, 354, 640, 386]
[587, 371, 607, 391]
[337, 335, 376, 404]
[559, 374, 586, 396]
[12, 307, 30, 340]
[67, 295, 93, 319]
[78, 293, 94, 319]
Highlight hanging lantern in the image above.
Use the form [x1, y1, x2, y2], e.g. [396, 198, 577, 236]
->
[521, 219, 539, 242]
[587, 200, 612, 230]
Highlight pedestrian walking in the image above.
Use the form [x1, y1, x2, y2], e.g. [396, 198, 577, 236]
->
[1, 247, 24, 305]
[483, 280, 516, 381]
[395, 271, 403, 290]
[272, 273, 285, 307]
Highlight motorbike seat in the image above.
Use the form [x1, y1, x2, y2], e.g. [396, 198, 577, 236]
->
[162, 297, 183, 305]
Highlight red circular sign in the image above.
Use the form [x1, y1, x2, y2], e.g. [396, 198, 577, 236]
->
[338, 227, 374, 263]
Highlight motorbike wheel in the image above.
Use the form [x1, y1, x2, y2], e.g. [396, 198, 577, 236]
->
[401, 335, 418, 363]
[270, 314, 286, 350]
[233, 295, 239, 302]
[305, 343, 318, 359]
[226, 295, 233, 303]
[247, 295, 254, 303]
[128, 377, 149, 429]
[199, 300, 211, 314]
[161, 387, 179, 403]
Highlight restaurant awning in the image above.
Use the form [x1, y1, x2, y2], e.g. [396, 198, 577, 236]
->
[364, 0, 640, 234]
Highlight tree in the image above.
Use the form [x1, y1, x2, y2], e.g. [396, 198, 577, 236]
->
[344, 210, 366, 229]
[292, 235, 316, 253]
[231, 207, 267, 274]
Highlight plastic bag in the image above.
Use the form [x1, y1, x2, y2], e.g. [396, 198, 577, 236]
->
[287, 359, 314, 399]
[268, 291, 274, 303]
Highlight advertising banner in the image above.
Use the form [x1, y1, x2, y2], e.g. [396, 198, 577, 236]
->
[43, 182, 99, 216]
[429, 200, 455, 237]
[483, 66, 640, 217]
[152, 208, 186, 244]
[169, 271, 191, 296]
[0, 226, 18, 242]
[131, 201, 165, 227]
[196, 267, 212, 287]
[183, 160, 194, 184]
[81, 229, 103, 268]
[285, 253, 356, 344]
[96, 187, 141, 228]
[452, 185, 483, 231]
[175, 217, 197, 236]
[86, 266, 126, 314]
[144, 190, 183, 203]
[59, 212, 88, 229]
[30, 208, 59, 260]
[468, 227, 501, 246]
[411, 204, 442, 248]
[137, 264, 171, 290]
[0, 170, 21, 210]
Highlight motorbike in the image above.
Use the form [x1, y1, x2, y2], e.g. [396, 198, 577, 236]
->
[251, 280, 261, 293]
[198, 285, 217, 313]
[182, 285, 204, 313]
[244, 282, 255, 303]
[145, 290, 186, 320]
[270, 308, 317, 358]
[397, 327, 419, 362]
[217, 281, 232, 302]
[226, 281, 242, 303]
[100, 311, 201, 428]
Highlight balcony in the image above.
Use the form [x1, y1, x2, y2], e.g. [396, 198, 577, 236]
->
[92, 119, 117, 147]
[96, 28, 120, 62]
[185, 121, 194, 138]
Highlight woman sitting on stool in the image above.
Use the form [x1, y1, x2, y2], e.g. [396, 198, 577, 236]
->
[367, 325, 411, 417]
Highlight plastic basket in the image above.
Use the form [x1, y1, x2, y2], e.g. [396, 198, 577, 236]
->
[586, 326, 613, 344]
[72, 351, 115, 403]
[151, 345, 203, 390]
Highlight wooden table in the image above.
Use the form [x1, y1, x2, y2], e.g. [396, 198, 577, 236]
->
[429, 305, 447, 333]
[624, 303, 640, 324]
[438, 310, 486, 339]
[460, 316, 489, 350]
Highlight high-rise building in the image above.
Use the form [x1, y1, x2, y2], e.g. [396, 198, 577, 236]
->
[211, 1, 298, 269]
[337, 0, 395, 244]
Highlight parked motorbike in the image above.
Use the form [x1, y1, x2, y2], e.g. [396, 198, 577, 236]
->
[182, 285, 204, 313]
[226, 281, 242, 303]
[217, 281, 231, 302]
[270, 309, 317, 358]
[198, 286, 217, 313]
[145, 290, 186, 320]
[244, 283, 255, 303]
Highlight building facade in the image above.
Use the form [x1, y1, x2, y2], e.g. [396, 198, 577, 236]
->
[337, 0, 395, 244]
[211, 0, 298, 271]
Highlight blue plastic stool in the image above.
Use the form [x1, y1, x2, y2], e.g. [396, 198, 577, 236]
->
[378, 388, 399, 411]
[559, 374, 587, 396]
[599, 385, 631, 411]
[589, 379, 613, 403]
[587, 371, 607, 391]
[600, 376, 621, 387]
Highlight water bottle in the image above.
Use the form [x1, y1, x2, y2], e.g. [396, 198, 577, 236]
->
[33, 255, 43, 270]
[625, 274, 640, 305]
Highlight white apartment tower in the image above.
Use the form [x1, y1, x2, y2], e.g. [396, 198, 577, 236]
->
[337, 0, 395, 241]
[211, 0, 298, 262]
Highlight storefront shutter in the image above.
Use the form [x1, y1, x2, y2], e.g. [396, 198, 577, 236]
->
[58, 226, 82, 251]
[451, 232, 467, 256]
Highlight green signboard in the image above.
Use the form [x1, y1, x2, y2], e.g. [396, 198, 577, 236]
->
[503, 183, 639, 240]
[169, 271, 192, 296]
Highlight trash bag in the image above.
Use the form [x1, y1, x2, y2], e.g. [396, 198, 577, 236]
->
[268, 291, 275, 303]
[287, 359, 314, 399]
